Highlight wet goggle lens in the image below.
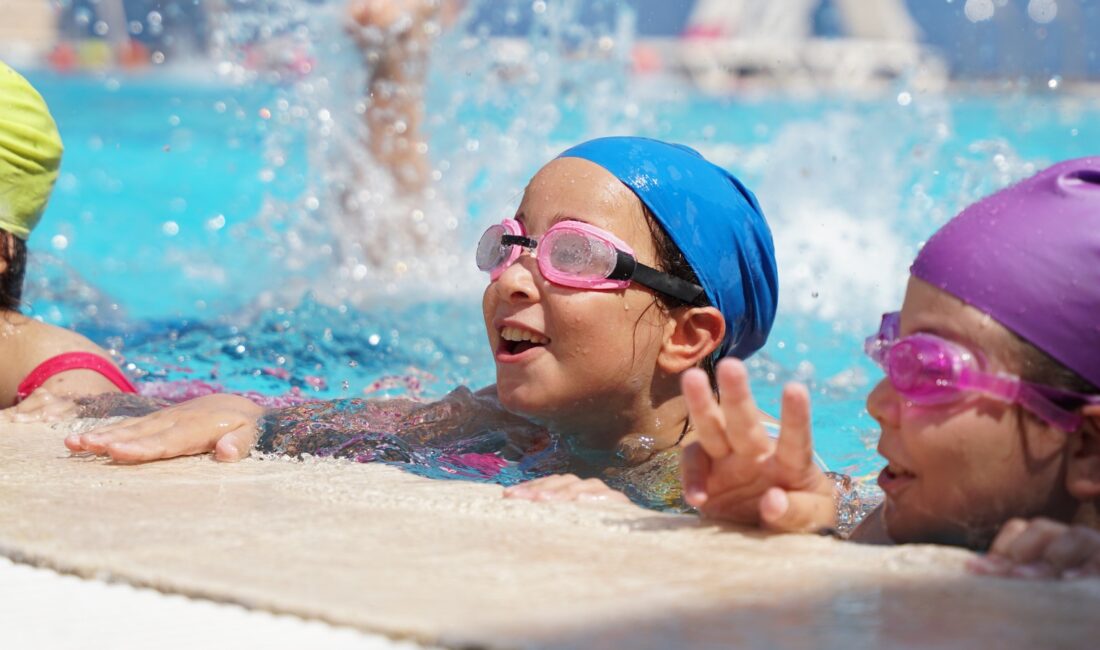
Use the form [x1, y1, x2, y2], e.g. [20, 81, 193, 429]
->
[864, 311, 1100, 432]
[476, 218, 708, 305]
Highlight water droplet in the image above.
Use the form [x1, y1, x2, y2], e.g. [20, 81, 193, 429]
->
[162, 221, 180, 236]
[964, 0, 995, 22]
[1027, 0, 1058, 24]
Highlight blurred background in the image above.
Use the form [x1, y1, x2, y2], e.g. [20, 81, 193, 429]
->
[3, 0, 1099, 81]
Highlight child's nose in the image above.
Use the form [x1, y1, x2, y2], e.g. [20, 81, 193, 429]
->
[495, 254, 541, 302]
[866, 378, 901, 429]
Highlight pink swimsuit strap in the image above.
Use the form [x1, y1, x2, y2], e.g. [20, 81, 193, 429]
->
[16, 351, 138, 403]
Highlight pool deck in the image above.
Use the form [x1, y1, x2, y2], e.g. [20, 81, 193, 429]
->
[1, 422, 1097, 649]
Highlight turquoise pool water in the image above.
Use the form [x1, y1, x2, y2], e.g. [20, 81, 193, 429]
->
[21, 63, 1100, 483]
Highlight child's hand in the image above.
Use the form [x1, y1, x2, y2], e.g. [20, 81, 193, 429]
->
[968, 518, 1100, 579]
[0, 388, 79, 424]
[680, 358, 835, 532]
[63, 394, 264, 463]
[502, 474, 631, 504]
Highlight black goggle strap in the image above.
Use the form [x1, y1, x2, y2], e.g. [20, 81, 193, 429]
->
[500, 234, 538, 250]
[611, 250, 709, 307]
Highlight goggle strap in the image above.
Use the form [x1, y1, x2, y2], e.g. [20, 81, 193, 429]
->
[1016, 384, 1083, 432]
[607, 250, 635, 281]
[501, 234, 537, 249]
[632, 260, 710, 306]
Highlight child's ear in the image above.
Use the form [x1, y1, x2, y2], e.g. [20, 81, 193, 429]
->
[1065, 404, 1100, 501]
[657, 306, 725, 374]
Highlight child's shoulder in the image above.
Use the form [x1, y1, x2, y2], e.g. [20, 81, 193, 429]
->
[1, 315, 106, 360]
[0, 314, 117, 406]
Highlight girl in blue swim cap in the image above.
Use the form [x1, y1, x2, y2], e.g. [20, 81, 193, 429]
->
[64, 137, 778, 509]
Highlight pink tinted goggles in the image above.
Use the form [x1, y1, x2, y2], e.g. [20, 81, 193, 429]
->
[476, 218, 706, 305]
[865, 312, 1100, 432]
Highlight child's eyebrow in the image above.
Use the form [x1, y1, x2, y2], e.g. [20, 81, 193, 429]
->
[549, 212, 593, 227]
[906, 318, 983, 351]
[514, 211, 596, 229]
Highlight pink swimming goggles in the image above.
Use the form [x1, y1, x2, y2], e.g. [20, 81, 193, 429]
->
[865, 312, 1100, 432]
[476, 218, 707, 305]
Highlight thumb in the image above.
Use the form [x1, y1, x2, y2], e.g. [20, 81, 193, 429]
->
[213, 427, 255, 462]
[759, 487, 837, 533]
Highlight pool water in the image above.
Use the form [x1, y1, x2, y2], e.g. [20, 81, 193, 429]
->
[19, 16, 1100, 491]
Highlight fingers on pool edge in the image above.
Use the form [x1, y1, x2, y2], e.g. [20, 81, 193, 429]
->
[214, 429, 254, 462]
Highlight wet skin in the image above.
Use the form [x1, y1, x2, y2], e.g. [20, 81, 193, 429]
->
[482, 157, 711, 454]
[867, 277, 1079, 548]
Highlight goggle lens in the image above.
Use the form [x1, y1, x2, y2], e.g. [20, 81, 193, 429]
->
[885, 336, 965, 404]
[475, 218, 706, 305]
[542, 228, 618, 281]
[476, 224, 510, 272]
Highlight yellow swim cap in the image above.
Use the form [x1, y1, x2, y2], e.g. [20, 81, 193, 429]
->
[0, 60, 63, 240]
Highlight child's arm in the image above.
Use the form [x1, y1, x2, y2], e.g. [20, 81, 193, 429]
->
[679, 358, 837, 532]
[967, 518, 1100, 579]
[64, 386, 520, 464]
[502, 474, 632, 504]
[0, 389, 171, 424]
[64, 394, 265, 462]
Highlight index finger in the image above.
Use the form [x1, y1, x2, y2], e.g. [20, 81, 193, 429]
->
[682, 367, 730, 459]
[773, 383, 816, 474]
[714, 359, 770, 457]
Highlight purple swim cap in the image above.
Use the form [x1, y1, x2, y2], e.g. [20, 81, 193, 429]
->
[911, 157, 1100, 389]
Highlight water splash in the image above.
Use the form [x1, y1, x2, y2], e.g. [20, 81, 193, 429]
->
[199, 0, 642, 307]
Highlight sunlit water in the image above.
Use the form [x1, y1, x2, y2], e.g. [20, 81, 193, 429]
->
[21, 0, 1100, 500]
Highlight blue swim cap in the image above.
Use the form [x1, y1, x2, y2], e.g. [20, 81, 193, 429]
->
[559, 136, 778, 359]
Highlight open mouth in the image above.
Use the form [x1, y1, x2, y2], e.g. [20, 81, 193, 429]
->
[877, 462, 917, 494]
[499, 325, 550, 356]
[882, 464, 916, 481]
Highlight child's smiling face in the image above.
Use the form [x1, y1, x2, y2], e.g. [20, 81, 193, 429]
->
[867, 277, 1078, 548]
[481, 157, 676, 442]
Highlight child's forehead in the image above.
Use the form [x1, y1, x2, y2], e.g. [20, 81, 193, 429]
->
[523, 158, 629, 204]
[901, 277, 1019, 366]
[518, 159, 647, 231]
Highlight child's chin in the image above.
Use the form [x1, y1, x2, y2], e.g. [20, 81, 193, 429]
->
[884, 502, 985, 548]
[495, 385, 548, 417]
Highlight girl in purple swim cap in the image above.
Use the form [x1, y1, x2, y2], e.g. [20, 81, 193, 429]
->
[680, 157, 1100, 579]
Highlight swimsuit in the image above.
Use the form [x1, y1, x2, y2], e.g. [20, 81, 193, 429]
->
[16, 351, 138, 403]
